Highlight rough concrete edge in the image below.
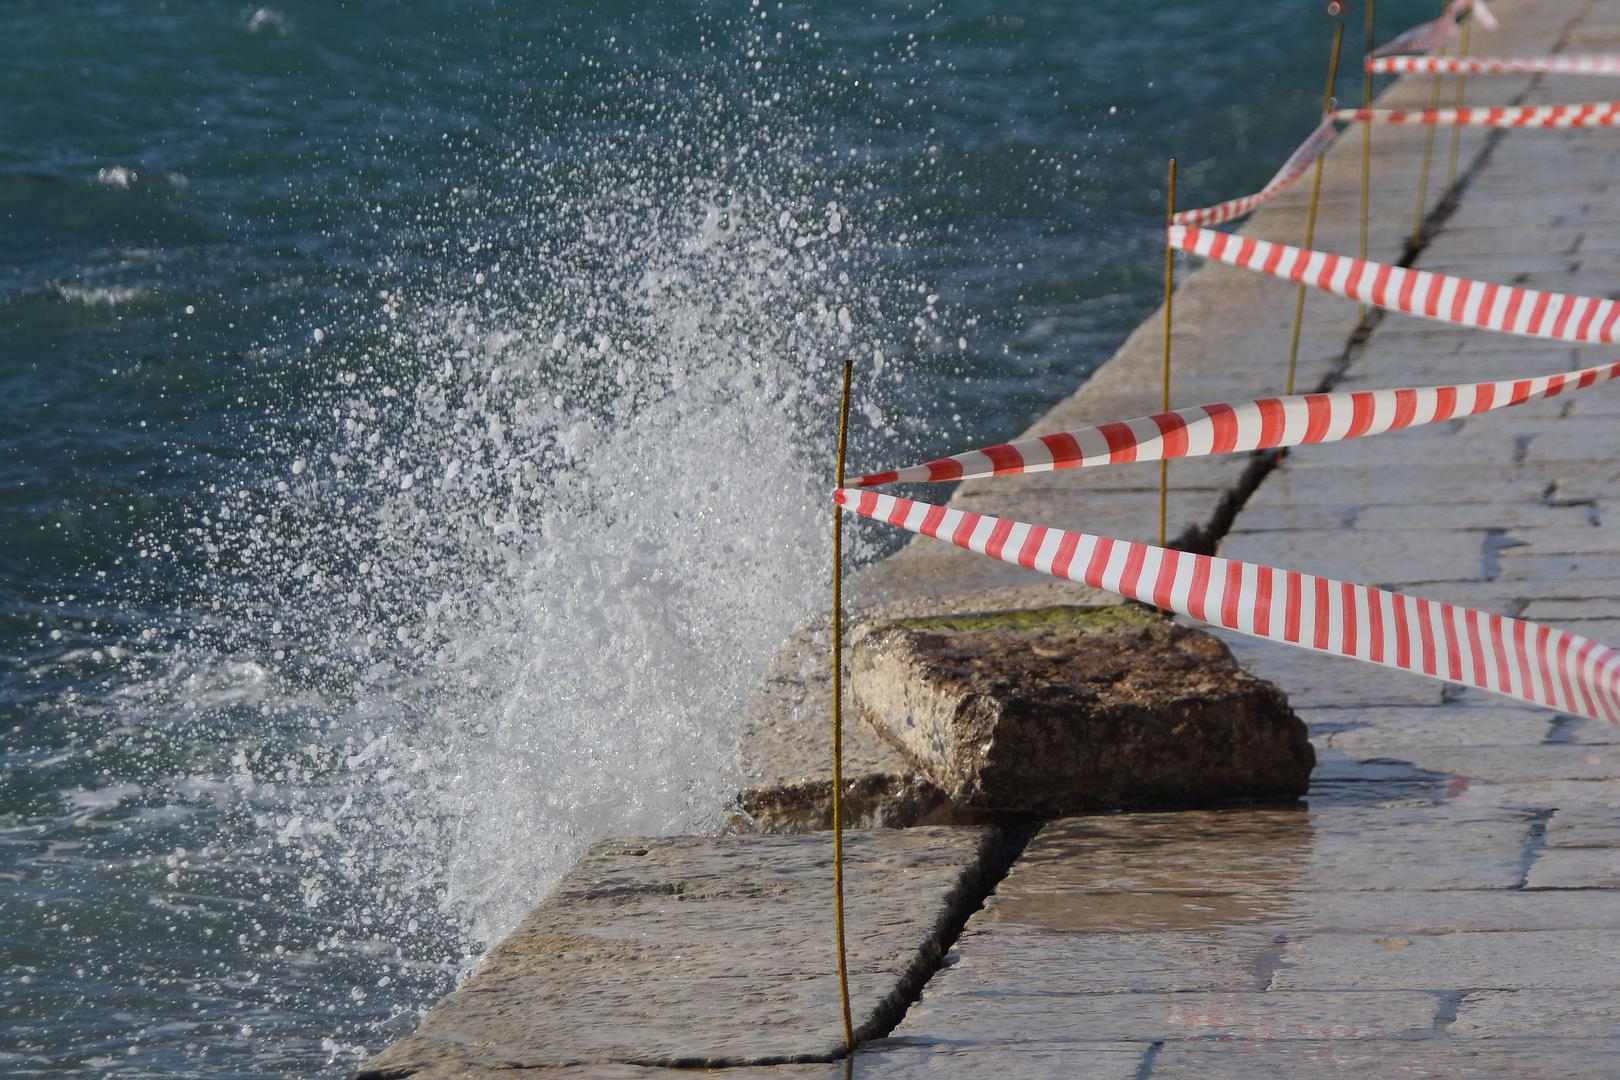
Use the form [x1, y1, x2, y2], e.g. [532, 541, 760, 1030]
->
[729, 771, 982, 833]
[851, 606, 1314, 812]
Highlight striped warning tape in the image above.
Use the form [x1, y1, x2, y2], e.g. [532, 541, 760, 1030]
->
[835, 487, 1620, 724]
[1368, 54, 1620, 77]
[1167, 224, 1620, 344]
[1333, 103, 1620, 127]
[1172, 117, 1338, 227]
[854, 360, 1620, 488]
[1371, 0, 1497, 60]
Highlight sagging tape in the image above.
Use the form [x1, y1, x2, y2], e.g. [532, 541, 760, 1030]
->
[1334, 103, 1620, 127]
[835, 487, 1620, 725]
[1372, 0, 1497, 60]
[1368, 54, 1620, 78]
[1172, 117, 1338, 227]
[1168, 224, 1620, 345]
[854, 361, 1620, 488]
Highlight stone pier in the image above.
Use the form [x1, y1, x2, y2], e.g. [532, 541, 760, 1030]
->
[360, 0, 1620, 1074]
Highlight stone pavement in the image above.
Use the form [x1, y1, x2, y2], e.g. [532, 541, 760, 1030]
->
[847, 0, 1620, 1075]
[359, 1, 1620, 1075]
[356, 828, 1002, 1077]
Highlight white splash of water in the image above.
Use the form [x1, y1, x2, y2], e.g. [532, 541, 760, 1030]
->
[93, 165, 138, 189]
[145, 64, 929, 971]
[53, 283, 148, 306]
[308, 187, 873, 944]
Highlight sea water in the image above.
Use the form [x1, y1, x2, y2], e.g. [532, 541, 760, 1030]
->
[0, 1, 1430, 1074]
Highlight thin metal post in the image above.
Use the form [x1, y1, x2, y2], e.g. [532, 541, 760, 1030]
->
[1412, 0, 1449, 246]
[1159, 157, 1176, 548]
[830, 360, 854, 1056]
[1287, 21, 1345, 397]
[1359, 0, 1374, 325]
[1446, 7, 1475, 192]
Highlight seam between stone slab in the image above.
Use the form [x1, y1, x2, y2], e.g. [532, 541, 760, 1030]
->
[1514, 808, 1557, 890]
[1175, 27, 1585, 560]
[1134, 1040, 1165, 1080]
[851, 821, 1038, 1048]
[352, 829, 1023, 1077]
[849, 0, 1576, 618]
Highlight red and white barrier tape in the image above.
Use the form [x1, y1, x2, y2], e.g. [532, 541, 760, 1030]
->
[1371, 0, 1497, 60]
[1168, 224, 1620, 345]
[855, 360, 1620, 488]
[1368, 54, 1620, 78]
[835, 488, 1620, 724]
[1172, 117, 1338, 227]
[1333, 103, 1620, 127]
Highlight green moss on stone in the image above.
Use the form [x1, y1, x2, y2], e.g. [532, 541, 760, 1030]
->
[890, 603, 1159, 636]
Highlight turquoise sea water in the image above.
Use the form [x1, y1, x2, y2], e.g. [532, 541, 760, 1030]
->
[1, 2, 1431, 1075]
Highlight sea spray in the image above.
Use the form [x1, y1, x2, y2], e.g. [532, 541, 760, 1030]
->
[111, 8, 941, 1036]
[4, 0, 1268, 1068]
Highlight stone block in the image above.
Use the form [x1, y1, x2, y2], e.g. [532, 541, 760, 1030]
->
[1526, 848, 1620, 889]
[732, 619, 957, 833]
[851, 606, 1313, 814]
[357, 828, 999, 1076]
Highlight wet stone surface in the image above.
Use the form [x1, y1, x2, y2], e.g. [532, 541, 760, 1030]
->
[851, 2, 1620, 1071]
[363, 3, 1620, 1074]
[357, 828, 999, 1076]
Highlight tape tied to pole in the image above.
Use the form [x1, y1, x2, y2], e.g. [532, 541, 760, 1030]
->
[1368, 54, 1620, 77]
[854, 360, 1620, 488]
[1371, 0, 1496, 59]
[835, 488, 1620, 726]
[1172, 117, 1338, 227]
[1334, 103, 1620, 127]
[1167, 224, 1620, 345]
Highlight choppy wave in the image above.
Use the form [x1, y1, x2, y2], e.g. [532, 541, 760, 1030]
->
[52, 283, 149, 306]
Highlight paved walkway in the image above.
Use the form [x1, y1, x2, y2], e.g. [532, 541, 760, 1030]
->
[855, 0, 1620, 1075]
[358, 2, 1620, 1076]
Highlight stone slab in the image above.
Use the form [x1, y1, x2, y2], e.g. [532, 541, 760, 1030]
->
[1149, 1040, 1620, 1080]
[358, 828, 999, 1076]
[854, 1043, 1144, 1080]
[733, 619, 955, 833]
[1322, 704, 1556, 750]
[888, 990, 1439, 1045]
[1525, 848, 1620, 889]
[1272, 931, 1620, 991]
[976, 809, 1532, 904]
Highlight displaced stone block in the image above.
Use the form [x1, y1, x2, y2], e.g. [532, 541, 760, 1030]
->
[851, 605, 1313, 814]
